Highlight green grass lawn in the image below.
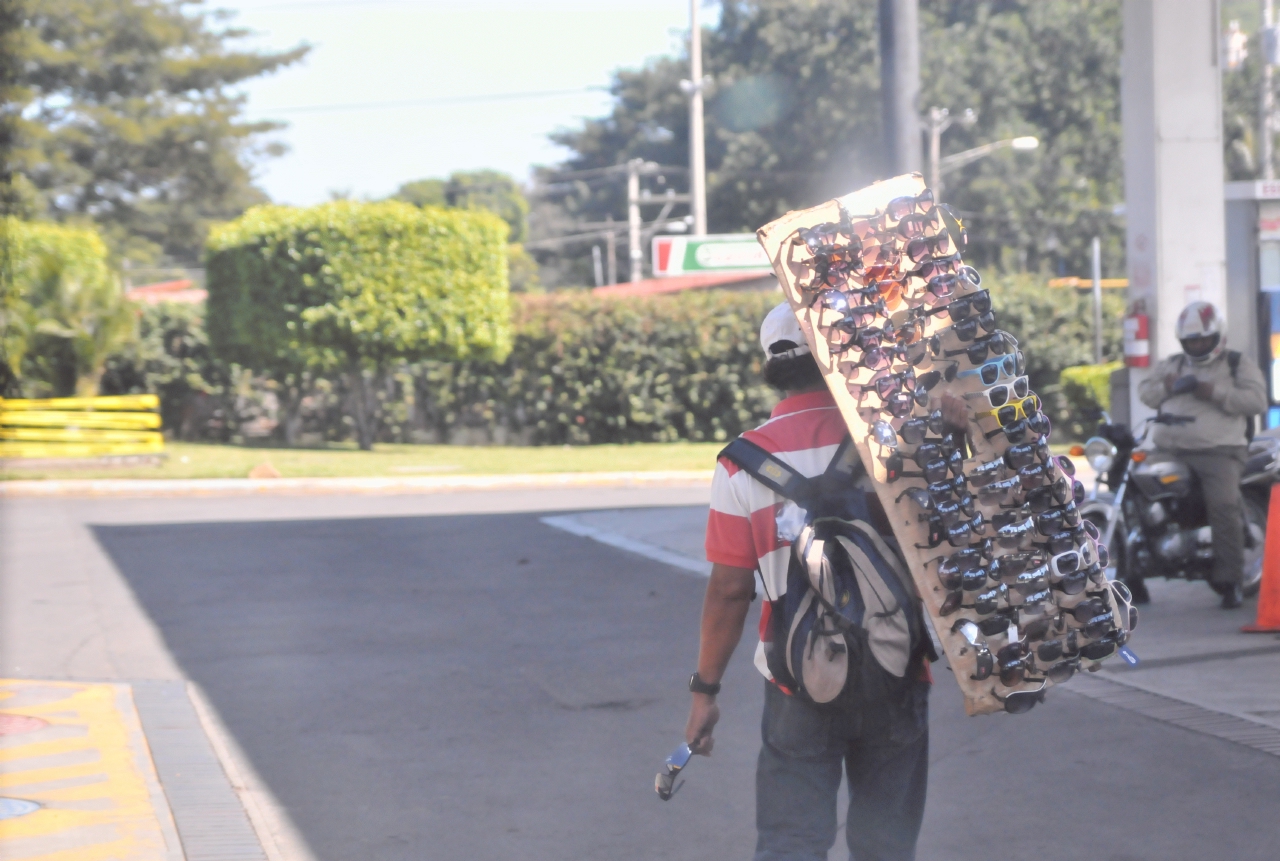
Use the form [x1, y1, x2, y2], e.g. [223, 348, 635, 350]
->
[0, 440, 726, 481]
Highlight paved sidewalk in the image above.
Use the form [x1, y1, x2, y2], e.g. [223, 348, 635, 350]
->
[0, 679, 181, 861]
[1, 485, 714, 861]
[545, 504, 1280, 752]
[0, 470, 714, 498]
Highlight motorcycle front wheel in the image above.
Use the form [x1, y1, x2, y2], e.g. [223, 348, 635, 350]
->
[1242, 491, 1268, 598]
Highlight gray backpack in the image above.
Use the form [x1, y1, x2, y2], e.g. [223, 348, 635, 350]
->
[719, 435, 933, 706]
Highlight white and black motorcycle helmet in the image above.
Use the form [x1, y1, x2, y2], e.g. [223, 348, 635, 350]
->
[1175, 301, 1225, 366]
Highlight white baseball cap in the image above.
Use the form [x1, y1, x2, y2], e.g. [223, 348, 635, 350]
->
[760, 302, 810, 359]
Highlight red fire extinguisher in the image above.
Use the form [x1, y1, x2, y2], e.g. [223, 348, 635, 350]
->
[1123, 300, 1150, 368]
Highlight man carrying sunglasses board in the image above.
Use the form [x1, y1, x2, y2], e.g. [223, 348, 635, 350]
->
[1136, 301, 1267, 608]
[686, 302, 966, 861]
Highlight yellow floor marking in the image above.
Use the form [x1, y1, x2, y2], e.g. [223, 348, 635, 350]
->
[0, 680, 174, 861]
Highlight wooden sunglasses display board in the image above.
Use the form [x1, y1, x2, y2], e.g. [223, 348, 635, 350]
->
[756, 173, 1122, 716]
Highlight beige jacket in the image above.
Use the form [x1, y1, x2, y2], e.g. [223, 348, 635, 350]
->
[1137, 348, 1268, 450]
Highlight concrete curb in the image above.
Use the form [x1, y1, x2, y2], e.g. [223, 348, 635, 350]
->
[0, 470, 714, 498]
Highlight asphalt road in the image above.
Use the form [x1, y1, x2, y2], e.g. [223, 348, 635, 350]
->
[81, 503, 1280, 861]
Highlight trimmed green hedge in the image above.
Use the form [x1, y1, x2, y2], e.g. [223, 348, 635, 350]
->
[103, 272, 1122, 447]
[206, 201, 512, 372]
[1057, 361, 1124, 438]
[205, 200, 513, 447]
[416, 291, 781, 444]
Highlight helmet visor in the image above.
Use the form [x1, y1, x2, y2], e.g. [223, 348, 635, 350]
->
[1180, 333, 1220, 359]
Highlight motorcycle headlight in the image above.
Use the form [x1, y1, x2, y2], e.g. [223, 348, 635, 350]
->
[1083, 437, 1117, 475]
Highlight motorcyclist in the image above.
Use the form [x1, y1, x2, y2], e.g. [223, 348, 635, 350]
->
[1137, 301, 1268, 608]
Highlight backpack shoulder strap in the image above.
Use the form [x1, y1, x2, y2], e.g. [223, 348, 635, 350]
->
[718, 436, 817, 504]
[820, 434, 864, 483]
[1228, 350, 1241, 380]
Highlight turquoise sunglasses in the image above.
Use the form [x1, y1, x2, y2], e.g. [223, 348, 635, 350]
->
[941, 351, 1025, 385]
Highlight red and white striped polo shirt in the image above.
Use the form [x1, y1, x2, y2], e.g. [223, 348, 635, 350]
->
[704, 388, 851, 681]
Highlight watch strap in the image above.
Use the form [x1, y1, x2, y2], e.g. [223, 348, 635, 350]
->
[689, 672, 721, 696]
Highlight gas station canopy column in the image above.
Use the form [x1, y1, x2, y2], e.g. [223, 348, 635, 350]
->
[1121, 0, 1227, 423]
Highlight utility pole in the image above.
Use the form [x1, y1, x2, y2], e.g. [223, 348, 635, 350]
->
[682, 0, 709, 236]
[925, 107, 952, 196]
[923, 106, 983, 199]
[627, 159, 643, 282]
[879, 0, 922, 175]
[1091, 236, 1104, 364]
[591, 245, 604, 288]
[1264, 0, 1276, 179]
[605, 215, 617, 285]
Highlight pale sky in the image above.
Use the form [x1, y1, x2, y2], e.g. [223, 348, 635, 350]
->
[219, 0, 701, 205]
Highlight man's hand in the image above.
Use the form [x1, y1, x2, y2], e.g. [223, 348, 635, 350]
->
[939, 392, 968, 434]
[1169, 375, 1200, 396]
[1193, 380, 1215, 401]
[1164, 373, 1178, 393]
[686, 693, 720, 756]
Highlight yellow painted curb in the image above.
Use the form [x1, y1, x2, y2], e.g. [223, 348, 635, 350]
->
[0, 680, 175, 861]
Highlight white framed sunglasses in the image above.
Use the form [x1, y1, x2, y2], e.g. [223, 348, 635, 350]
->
[963, 375, 1030, 409]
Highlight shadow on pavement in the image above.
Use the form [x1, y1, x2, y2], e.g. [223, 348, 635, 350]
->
[92, 511, 1280, 861]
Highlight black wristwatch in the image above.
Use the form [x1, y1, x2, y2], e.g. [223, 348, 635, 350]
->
[689, 672, 721, 696]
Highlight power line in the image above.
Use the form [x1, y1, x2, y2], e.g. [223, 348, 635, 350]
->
[256, 86, 608, 116]
[243, 0, 452, 12]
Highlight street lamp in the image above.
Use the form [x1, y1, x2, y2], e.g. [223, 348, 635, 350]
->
[924, 105, 1039, 200]
[933, 136, 1039, 200]
[923, 106, 975, 195]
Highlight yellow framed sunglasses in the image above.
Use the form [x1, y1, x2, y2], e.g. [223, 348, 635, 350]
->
[975, 395, 1040, 425]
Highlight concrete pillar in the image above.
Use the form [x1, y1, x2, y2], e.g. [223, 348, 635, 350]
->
[1122, 0, 1226, 421]
[879, 0, 922, 175]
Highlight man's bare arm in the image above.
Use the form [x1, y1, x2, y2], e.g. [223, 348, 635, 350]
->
[685, 562, 756, 755]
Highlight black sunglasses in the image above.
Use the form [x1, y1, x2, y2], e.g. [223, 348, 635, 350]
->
[926, 543, 994, 575]
[988, 549, 1049, 581]
[994, 680, 1047, 715]
[917, 511, 989, 549]
[886, 189, 935, 221]
[984, 412, 1052, 443]
[944, 330, 1019, 363]
[898, 410, 949, 444]
[937, 562, 990, 592]
[885, 449, 964, 484]
[917, 289, 992, 323]
[905, 231, 956, 263]
[915, 252, 963, 281]
[1035, 630, 1081, 663]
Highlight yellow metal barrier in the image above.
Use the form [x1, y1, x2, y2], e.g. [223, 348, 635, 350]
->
[1, 410, 162, 430]
[0, 394, 160, 411]
[0, 395, 164, 460]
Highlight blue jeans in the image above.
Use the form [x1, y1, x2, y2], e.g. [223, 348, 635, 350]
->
[754, 679, 929, 861]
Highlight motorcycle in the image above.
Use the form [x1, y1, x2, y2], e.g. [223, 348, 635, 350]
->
[1077, 414, 1278, 600]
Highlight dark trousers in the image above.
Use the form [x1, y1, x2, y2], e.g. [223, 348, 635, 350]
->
[754, 679, 929, 861]
[1175, 446, 1248, 590]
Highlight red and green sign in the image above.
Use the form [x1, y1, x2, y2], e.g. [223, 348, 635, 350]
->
[651, 234, 771, 277]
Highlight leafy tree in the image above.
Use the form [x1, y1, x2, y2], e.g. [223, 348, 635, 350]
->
[3, 218, 136, 396]
[393, 170, 529, 242]
[394, 179, 448, 209]
[919, 1, 1123, 276]
[535, 0, 1125, 286]
[8, 0, 307, 265]
[206, 201, 511, 449]
[393, 169, 539, 290]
